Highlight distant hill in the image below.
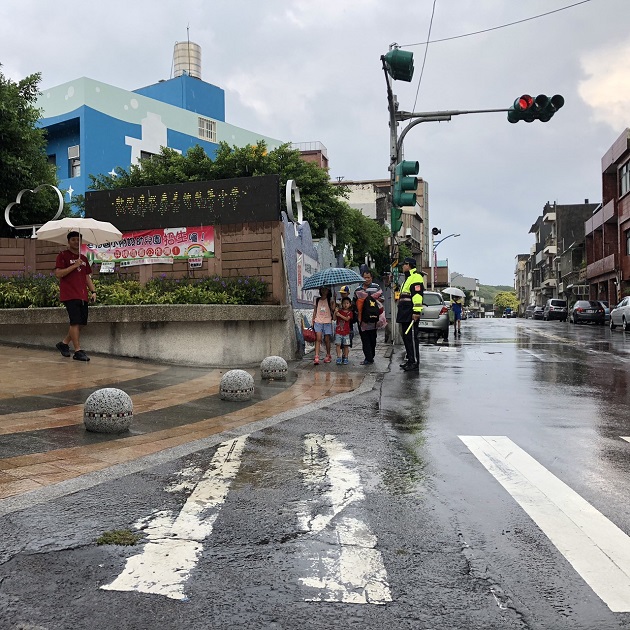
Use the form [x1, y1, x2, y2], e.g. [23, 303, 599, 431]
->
[479, 284, 514, 307]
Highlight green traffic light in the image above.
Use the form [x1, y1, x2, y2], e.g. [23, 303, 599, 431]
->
[391, 207, 403, 234]
[393, 161, 419, 207]
[383, 49, 414, 82]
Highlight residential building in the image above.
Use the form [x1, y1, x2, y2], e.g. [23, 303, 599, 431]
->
[290, 142, 329, 170]
[514, 254, 530, 314]
[527, 200, 597, 307]
[586, 128, 630, 304]
[528, 215, 552, 307]
[37, 42, 283, 207]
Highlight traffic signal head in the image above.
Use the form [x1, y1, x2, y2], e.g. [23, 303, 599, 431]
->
[383, 49, 414, 82]
[393, 160, 419, 207]
[391, 207, 403, 234]
[508, 93, 564, 123]
[508, 94, 534, 123]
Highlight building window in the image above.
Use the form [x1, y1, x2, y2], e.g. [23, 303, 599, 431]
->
[621, 161, 630, 197]
[140, 151, 156, 161]
[198, 117, 217, 143]
[47, 154, 56, 167]
[70, 158, 80, 178]
[626, 229, 630, 256]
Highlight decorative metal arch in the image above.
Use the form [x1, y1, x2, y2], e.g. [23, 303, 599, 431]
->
[4, 184, 64, 236]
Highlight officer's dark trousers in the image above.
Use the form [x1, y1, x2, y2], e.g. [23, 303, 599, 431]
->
[401, 321, 420, 365]
[359, 327, 377, 362]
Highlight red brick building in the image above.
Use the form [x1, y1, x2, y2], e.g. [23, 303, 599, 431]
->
[585, 129, 630, 303]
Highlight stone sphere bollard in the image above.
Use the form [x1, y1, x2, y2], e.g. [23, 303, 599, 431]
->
[220, 369, 255, 401]
[260, 356, 288, 380]
[84, 388, 133, 434]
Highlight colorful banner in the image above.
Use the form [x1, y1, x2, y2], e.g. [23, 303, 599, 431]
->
[84, 226, 215, 267]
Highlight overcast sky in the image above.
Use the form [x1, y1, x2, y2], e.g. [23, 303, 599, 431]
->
[2, 0, 629, 285]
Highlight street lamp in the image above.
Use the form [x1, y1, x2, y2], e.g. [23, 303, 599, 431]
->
[431, 231, 460, 291]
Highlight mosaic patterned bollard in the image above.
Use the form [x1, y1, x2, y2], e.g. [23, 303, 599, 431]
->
[260, 356, 288, 380]
[84, 388, 133, 434]
[220, 369, 255, 401]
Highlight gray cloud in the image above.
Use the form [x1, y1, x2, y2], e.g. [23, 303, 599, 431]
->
[1, 0, 628, 284]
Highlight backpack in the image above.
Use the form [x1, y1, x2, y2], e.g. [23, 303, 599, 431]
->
[362, 295, 380, 324]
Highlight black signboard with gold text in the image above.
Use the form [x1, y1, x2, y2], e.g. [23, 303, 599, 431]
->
[85, 174, 281, 231]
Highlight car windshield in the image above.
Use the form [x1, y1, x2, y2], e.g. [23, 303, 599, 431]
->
[550, 300, 566, 307]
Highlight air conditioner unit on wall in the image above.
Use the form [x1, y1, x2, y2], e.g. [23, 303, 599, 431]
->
[68, 145, 80, 160]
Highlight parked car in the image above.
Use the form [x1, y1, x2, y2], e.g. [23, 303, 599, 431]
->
[598, 300, 610, 322]
[416, 291, 449, 342]
[569, 300, 605, 324]
[610, 296, 630, 331]
[532, 306, 545, 320]
[524, 304, 536, 319]
[543, 299, 567, 322]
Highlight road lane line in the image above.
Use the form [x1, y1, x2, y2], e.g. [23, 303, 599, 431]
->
[460, 435, 630, 612]
[296, 434, 392, 604]
[101, 435, 248, 601]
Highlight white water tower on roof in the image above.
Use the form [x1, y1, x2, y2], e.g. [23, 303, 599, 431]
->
[173, 41, 202, 79]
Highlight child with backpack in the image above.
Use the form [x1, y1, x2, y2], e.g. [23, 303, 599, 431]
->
[334, 296, 354, 365]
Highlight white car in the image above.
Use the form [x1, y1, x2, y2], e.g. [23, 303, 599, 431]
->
[610, 296, 630, 331]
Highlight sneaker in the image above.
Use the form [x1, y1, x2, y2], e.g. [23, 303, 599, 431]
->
[360, 359, 374, 365]
[336, 357, 342, 365]
[55, 341, 71, 357]
[73, 350, 90, 362]
[323, 355, 332, 363]
[314, 356, 320, 365]
[342, 357, 349, 365]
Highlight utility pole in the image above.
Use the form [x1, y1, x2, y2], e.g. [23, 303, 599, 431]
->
[381, 44, 565, 343]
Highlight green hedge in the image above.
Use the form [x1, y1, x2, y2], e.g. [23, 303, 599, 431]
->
[0, 273, 268, 308]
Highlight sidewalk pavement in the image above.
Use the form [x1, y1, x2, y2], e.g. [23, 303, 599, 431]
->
[0, 342, 391, 503]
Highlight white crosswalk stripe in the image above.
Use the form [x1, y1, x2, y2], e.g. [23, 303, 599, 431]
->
[102, 435, 248, 601]
[295, 434, 392, 604]
[460, 435, 630, 612]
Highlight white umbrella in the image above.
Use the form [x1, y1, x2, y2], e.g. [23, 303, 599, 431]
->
[441, 286, 466, 298]
[34, 217, 122, 246]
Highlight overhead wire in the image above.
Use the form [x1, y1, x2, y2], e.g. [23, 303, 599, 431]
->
[400, 0, 596, 48]
[411, 0, 438, 113]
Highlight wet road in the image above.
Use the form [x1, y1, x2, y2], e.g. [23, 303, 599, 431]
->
[382, 317, 630, 629]
[3, 318, 630, 629]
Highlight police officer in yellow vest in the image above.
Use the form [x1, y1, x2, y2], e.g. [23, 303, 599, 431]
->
[396, 257, 424, 371]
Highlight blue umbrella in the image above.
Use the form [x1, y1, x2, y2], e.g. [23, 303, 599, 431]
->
[302, 267, 364, 290]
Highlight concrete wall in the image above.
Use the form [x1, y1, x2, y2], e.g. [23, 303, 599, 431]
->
[0, 304, 297, 367]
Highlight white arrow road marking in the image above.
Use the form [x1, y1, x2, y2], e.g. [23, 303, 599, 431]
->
[460, 435, 630, 612]
[296, 434, 392, 605]
[101, 435, 248, 601]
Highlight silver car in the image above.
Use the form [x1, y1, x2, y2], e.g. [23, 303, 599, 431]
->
[416, 291, 450, 342]
[610, 296, 630, 331]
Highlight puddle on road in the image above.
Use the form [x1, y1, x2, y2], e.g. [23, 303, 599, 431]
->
[378, 408, 428, 496]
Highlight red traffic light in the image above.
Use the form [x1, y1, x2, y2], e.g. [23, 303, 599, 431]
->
[516, 95, 534, 111]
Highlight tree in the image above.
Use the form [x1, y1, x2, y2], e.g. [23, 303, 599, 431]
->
[83, 141, 390, 273]
[494, 290, 519, 314]
[0, 67, 60, 237]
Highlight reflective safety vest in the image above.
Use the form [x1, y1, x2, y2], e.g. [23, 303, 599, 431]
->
[399, 268, 424, 316]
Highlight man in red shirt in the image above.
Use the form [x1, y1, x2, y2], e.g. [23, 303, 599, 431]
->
[54, 231, 97, 361]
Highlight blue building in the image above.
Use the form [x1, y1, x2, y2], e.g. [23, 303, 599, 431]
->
[37, 71, 284, 207]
